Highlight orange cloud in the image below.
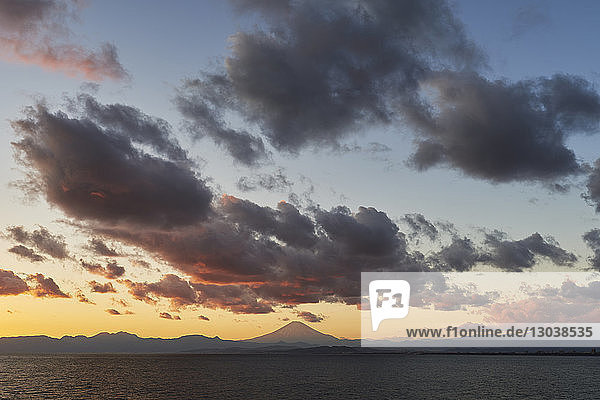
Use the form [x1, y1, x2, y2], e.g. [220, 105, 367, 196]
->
[0, 1, 127, 80]
[27, 273, 70, 298]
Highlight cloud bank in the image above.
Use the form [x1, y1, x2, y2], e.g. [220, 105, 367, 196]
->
[174, 0, 600, 187]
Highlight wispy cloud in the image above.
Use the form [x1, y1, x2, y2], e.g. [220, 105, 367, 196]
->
[0, 0, 127, 80]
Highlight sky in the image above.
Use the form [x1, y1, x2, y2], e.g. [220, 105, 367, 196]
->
[1, 0, 600, 340]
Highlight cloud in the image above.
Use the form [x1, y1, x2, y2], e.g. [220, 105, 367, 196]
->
[11, 98, 213, 229]
[582, 229, 600, 270]
[159, 312, 181, 320]
[236, 169, 292, 192]
[130, 259, 152, 269]
[198, 315, 210, 321]
[0, 0, 127, 80]
[584, 160, 600, 213]
[105, 308, 121, 315]
[74, 94, 189, 163]
[403, 213, 438, 242]
[80, 260, 125, 279]
[482, 231, 577, 271]
[87, 238, 120, 257]
[427, 231, 576, 271]
[296, 310, 324, 323]
[112, 298, 128, 308]
[425, 290, 498, 312]
[120, 274, 197, 308]
[76, 290, 94, 304]
[0, 269, 29, 295]
[27, 273, 69, 298]
[175, 0, 600, 185]
[219, 195, 317, 248]
[174, 74, 269, 166]
[8, 245, 44, 262]
[176, 0, 481, 163]
[314, 205, 405, 257]
[487, 280, 600, 323]
[11, 95, 582, 312]
[428, 237, 481, 272]
[98, 202, 426, 312]
[408, 72, 600, 182]
[192, 282, 275, 314]
[89, 280, 116, 293]
[6, 225, 68, 259]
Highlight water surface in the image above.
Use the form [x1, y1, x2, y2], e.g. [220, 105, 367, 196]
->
[0, 354, 596, 399]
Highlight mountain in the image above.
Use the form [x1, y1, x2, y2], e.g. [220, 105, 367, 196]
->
[245, 321, 354, 346]
[0, 322, 358, 353]
[0, 332, 246, 354]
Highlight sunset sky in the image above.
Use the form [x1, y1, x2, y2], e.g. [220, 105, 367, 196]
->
[2, 0, 600, 340]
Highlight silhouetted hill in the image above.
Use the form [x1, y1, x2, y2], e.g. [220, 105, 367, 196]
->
[0, 322, 358, 353]
[245, 321, 356, 346]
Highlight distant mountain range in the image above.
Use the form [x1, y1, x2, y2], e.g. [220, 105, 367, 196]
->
[0, 322, 359, 354]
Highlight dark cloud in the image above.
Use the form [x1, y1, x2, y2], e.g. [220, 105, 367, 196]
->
[120, 274, 197, 308]
[482, 231, 577, 271]
[87, 237, 120, 257]
[11, 91, 582, 311]
[8, 245, 44, 262]
[192, 282, 275, 314]
[27, 273, 70, 298]
[11, 99, 213, 229]
[76, 290, 94, 304]
[408, 72, 600, 182]
[428, 237, 480, 272]
[583, 229, 600, 270]
[175, 74, 268, 166]
[0, 269, 29, 295]
[92, 201, 426, 311]
[80, 260, 125, 279]
[175, 0, 600, 184]
[0, 0, 127, 80]
[159, 312, 181, 320]
[220, 195, 317, 248]
[89, 281, 117, 293]
[428, 231, 577, 272]
[6, 226, 68, 259]
[296, 310, 324, 323]
[198, 315, 210, 321]
[315, 206, 404, 257]
[403, 213, 438, 242]
[584, 159, 600, 212]
[105, 308, 122, 315]
[175, 0, 482, 163]
[73, 94, 188, 163]
[236, 169, 292, 192]
[72, 193, 575, 312]
[334, 142, 392, 156]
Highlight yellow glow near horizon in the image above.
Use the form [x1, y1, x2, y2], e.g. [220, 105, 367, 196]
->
[0, 292, 361, 340]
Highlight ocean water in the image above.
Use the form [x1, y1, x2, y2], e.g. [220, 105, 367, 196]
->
[0, 354, 597, 399]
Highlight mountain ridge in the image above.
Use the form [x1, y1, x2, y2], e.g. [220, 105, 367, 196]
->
[0, 321, 359, 353]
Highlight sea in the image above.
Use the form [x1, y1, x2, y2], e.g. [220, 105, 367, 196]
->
[0, 354, 596, 399]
